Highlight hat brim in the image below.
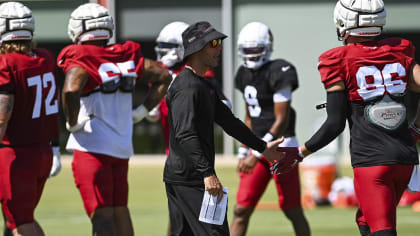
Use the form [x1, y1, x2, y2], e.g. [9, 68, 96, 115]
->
[183, 30, 227, 59]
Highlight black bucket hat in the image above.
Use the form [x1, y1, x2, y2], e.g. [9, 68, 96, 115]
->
[182, 21, 227, 58]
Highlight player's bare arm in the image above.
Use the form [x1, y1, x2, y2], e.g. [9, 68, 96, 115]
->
[0, 94, 13, 140]
[237, 105, 256, 174]
[407, 64, 420, 141]
[408, 64, 420, 93]
[271, 101, 290, 136]
[62, 67, 88, 126]
[140, 58, 171, 110]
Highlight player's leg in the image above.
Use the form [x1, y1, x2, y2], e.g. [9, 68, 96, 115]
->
[112, 158, 133, 236]
[113, 207, 133, 236]
[91, 207, 116, 236]
[2, 209, 12, 236]
[274, 164, 310, 236]
[353, 165, 412, 236]
[231, 160, 272, 236]
[2, 146, 51, 236]
[355, 209, 372, 236]
[72, 150, 117, 236]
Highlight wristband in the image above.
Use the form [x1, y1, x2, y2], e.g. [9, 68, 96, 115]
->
[298, 147, 304, 159]
[262, 132, 274, 142]
[251, 149, 262, 159]
[237, 147, 249, 159]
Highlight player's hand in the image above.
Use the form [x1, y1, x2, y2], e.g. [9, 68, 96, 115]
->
[49, 146, 62, 178]
[204, 175, 224, 203]
[261, 137, 285, 162]
[270, 147, 303, 175]
[146, 105, 161, 122]
[66, 115, 92, 133]
[237, 155, 258, 174]
[132, 104, 149, 124]
[409, 123, 420, 144]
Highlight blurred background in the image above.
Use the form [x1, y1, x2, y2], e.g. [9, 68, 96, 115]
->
[23, 0, 420, 161]
[2, 1, 418, 234]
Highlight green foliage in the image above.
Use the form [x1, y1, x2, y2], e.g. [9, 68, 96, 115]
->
[2, 161, 420, 235]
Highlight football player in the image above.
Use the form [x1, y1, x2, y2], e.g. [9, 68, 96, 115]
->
[58, 3, 171, 236]
[0, 2, 60, 236]
[270, 0, 420, 235]
[230, 22, 310, 236]
[147, 21, 231, 155]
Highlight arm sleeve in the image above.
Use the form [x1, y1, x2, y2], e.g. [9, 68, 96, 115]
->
[214, 98, 267, 153]
[304, 90, 348, 153]
[170, 88, 215, 177]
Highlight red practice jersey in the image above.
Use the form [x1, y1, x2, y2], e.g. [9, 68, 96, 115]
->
[319, 38, 415, 101]
[318, 38, 418, 167]
[0, 49, 59, 146]
[58, 41, 145, 95]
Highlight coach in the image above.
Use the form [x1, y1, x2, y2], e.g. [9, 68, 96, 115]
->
[163, 21, 284, 236]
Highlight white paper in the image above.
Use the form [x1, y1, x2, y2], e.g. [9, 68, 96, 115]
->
[199, 187, 228, 225]
[408, 165, 420, 193]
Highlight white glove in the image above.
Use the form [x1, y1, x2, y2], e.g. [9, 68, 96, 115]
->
[66, 115, 91, 133]
[132, 104, 149, 124]
[146, 105, 161, 122]
[49, 146, 61, 178]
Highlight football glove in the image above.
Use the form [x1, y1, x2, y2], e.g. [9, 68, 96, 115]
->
[49, 146, 61, 178]
[270, 147, 303, 175]
[409, 123, 420, 144]
[132, 104, 149, 124]
[66, 115, 91, 133]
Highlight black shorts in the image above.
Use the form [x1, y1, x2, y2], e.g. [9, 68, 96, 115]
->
[165, 183, 229, 236]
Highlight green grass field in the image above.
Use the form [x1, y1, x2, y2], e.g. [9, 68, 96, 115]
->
[2, 159, 420, 235]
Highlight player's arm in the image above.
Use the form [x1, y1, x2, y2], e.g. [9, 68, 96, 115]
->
[132, 59, 171, 123]
[236, 104, 254, 173]
[0, 93, 13, 141]
[62, 67, 88, 131]
[404, 64, 420, 142]
[300, 81, 347, 156]
[237, 103, 251, 157]
[408, 64, 420, 93]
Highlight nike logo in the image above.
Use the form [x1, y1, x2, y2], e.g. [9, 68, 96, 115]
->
[281, 66, 291, 72]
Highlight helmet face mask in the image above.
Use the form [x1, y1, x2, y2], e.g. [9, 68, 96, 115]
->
[155, 21, 189, 68]
[333, 0, 386, 42]
[237, 22, 273, 70]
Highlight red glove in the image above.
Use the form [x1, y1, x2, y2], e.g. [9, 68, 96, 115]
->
[270, 147, 303, 175]
[409, 123, 420, 144]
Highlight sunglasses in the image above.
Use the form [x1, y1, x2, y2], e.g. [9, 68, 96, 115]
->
[210, 38, 222, 48]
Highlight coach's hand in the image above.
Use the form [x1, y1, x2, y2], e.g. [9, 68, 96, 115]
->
[270, 147, 303, 175]
[238, 155, 258, 174]
[204, 175, 224, 203]
[261, 137, 285, 162]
